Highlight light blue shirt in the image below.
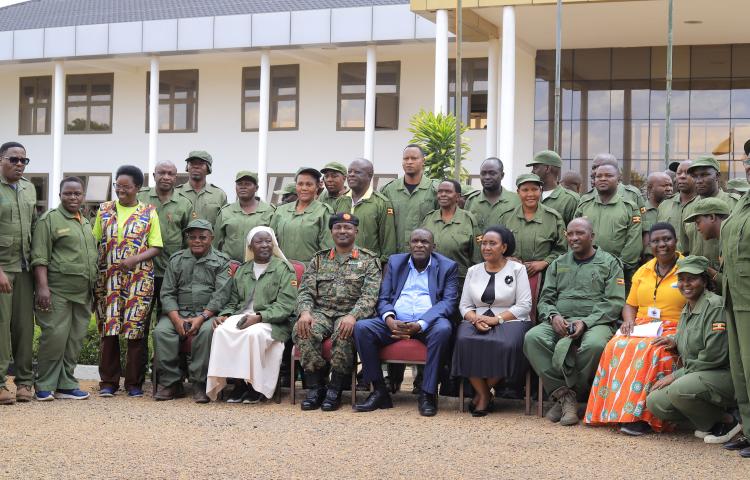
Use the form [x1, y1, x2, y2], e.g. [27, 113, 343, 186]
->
[385, 257, 433, 331]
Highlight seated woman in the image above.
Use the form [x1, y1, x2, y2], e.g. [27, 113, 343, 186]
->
[206, 226, 297, 403]
[646, 255, 740, 444]
[585, 223, 685, 435]
[451, 226, 532, 417]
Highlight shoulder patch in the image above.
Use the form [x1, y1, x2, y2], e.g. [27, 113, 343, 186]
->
[291, 279, 298, 287]
[640, 207, 647, 214]
[616, 278, 625, 285]
[475, 234, 483, 244]
[632, 216, 641, 224]
[386, 207, 394, 215]
[712, 322, 726, 332]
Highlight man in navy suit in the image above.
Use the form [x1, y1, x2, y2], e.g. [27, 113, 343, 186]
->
[354, 228, 458, 416]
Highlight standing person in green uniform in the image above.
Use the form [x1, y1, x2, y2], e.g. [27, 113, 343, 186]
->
[657, 160, 697, 250]
[0, 142, 36, 405]
[270, 167, 333, 263]
[718, 150, 750, 457]
[174, 150, 227, 226]
[647, 256, 740, 444]
[582, 154, 645, 211]
[641, 172, 674, 260]
[293, 213, 381, 412]
[31, 177, 97, 401]
[524, 218, 625, 426]
[318, 162, 350, 213]
[213, 171, 274, 263]
[421, 179, 481, 282]
[337, 158, 396, 264]
[499, 174, 566, 279]
[575, 163, 642, 282]
[527, 150, 579, 225]
[153, 219, 231, 403]
[380, 145, 439, 253]
[463, 157, 519, 232]
[274, 183, 297, 206]
[561, 171, 583, 194]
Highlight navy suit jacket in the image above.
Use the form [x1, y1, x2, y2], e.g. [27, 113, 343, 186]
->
[376, 252, 459, 329]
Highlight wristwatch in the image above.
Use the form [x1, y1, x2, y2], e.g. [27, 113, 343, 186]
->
[199, 312, 211, 321]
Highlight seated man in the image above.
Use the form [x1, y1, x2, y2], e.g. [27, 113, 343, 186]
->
[293, 213, 381, 412]
[354, 228, 458, 417]
[153, 219, 231, 403]
[523, 218, 625, 426]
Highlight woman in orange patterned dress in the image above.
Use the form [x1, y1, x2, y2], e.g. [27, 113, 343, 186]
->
[585, 222, 685, 435]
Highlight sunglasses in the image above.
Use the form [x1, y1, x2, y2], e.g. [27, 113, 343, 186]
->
[3, 156, 30, 165]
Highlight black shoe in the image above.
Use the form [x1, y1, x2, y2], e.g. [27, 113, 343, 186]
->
[705, 419, 742, 444]
[411, 371, 423, 395]
[418, 391, 437, 417]
[301, 387, 326, 410]
[355, 388, 393, 412]
[226, 381, 249, 403]
[740, 446, 750, 458]
[242, 384, 262, 404]
[724, 435, 750, 451]
[384, 376, 401, 394]
[320, 387, 342, 412]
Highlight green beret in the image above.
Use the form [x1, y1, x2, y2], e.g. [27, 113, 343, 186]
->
[676, 255, 709, 275]
[526, 150, 562, 168]
[235, 171, 258, 183]
[687, 156, 720, 173]
[683, 197, 731, 222]
[320, 162, 348, 176]
[515, 173, 544, 188]
[183, 218, 213, 233]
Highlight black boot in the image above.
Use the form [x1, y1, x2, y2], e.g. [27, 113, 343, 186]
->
[321, 372, 346, 412]
[355, 380, 393, 412]
[418, 390, 437, 417]
[301, 370, 326, 411]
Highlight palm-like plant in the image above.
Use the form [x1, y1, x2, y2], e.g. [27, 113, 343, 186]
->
[408, 109, 471, 182]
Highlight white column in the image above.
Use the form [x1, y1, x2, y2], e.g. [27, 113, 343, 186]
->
[364, 45, 377, 163]
[50, 61, 64, 208]
[148, 56, 160, 180]
[499, 6, 516, 187]
[257, 51, 271, 201]
[486, 38, 499, 158]
[434, 9, 449, 115]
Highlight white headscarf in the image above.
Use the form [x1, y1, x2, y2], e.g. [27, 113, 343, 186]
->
[245, 226, 288, 263]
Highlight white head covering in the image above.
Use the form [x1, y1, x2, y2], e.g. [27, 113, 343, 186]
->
[245, 226, 288, 263]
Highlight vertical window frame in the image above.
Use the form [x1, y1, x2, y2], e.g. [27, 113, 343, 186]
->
[18, 76, 52, 135]
[64, 73, 114, 134]
[336, 61, 401, 132]
[146, 69, 199, 134]
[241, 64, 300, 132]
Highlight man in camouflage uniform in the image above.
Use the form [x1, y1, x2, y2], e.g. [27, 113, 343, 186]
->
[293, 213, 381, 412]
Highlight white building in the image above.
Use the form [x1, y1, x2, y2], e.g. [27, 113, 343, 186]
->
[0, 0, 748, 211]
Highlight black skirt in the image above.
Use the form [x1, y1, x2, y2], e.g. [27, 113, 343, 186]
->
[451, 320, 531, 383]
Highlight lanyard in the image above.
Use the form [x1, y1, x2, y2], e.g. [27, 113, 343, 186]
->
[653, 260, 677, 302]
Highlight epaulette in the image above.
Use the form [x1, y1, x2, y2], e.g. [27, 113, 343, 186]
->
[169, 249, 187, 260]
[37, 209, 54, 221]
[212, 249, 232, 262]
[539, 203, 563, 220]
[464, 189, 482, 199]
[378, 178, 397, 192]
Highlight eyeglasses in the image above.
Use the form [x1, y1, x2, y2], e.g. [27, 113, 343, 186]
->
[112, 182, 135, 191]
[2, 156, 30, 165]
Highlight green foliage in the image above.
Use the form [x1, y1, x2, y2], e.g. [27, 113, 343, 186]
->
[408, 109, 471, 182]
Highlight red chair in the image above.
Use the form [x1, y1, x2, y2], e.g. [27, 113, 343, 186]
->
[376, 339, 432, 403]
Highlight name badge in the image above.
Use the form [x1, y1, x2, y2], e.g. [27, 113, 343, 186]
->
[648, 307, 661, 320]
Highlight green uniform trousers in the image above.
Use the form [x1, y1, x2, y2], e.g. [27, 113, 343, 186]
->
[34, 293, 90, 391]
[292, 312, 355, 375]
[153, 316, 213, 386]
[646, 370, 735, 431]
[524, 323, 614, 400]
[726, 290, 750, 437]
[0, 271, 34, 387]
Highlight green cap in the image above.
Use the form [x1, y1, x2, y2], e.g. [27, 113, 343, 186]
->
[320, 162, 347, 176]
[726, 178, 750, 193]
[183, 218, 213, 233]
[676, 255, 709, 275]
[296, 167, 322, 181]
[683, 197, 731, 222]
[686, 156, 720, 173]
[235, 171, 258, 183]
[526, 150, 562, 168]
[515, 173, 544, 188]
[274, 183, 297, 196]
[186, 150, 213, 173]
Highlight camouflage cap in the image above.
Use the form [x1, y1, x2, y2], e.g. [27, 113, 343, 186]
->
[320, 162, 348, 176]
[329, 212, 359, 229]
[683, 197, 731, 222]
[676, 255, 709, 275]
[515, 173, 544, 188]
[235, 170, 258, 183]
[526, 150, 562, 168]
[183, 218, 213, 233]
[686, 156, 720, 173]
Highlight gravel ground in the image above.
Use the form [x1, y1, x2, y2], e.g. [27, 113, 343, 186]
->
[1, 379, 747, 479]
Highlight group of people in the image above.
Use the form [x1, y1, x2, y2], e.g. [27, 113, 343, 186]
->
[1, 138, 750, 459]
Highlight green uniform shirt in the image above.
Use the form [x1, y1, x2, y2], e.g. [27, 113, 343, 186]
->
[542, 184, 580, 226]
[657, 194, 695, 252]
[160, 247, 232, 317]
[498, 203, 567, 265]
[137, 187, 194, 277]
[679, 189, 739, 271]
[0, 175, 37, 272]
[319, 187, 351, 213]
[581, 183, 646, 212]
[270, 200, 333, 263]
[537, 248, 625, 328]
[213, 201, 275, 263]
[296, 247, 381, 320]
[380, 176, 439, 252]
[463, 187, 520, 233]
[421, 208, 481, 278]
[30, 207, 97, 304]
[575, 192, 642, 270]
[720, 192, 750, 310]
[672, 291, 729, 379]
[641, 202, 659, 233]
[337, 187, 397, 264]
[174, 182, 227, 226]
[218, 257, 297, 342]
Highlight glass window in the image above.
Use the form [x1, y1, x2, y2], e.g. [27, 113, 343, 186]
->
[24, 173, 48, 214]
[336, 61, 400, 131]
[146, 70, 198, 133]
[449, 58, 488, 129]
[19, 76, 51, 135]
[731, 78, 750, 118]
[270, 65, 299, 130]
[535, 80, 550, 121]
[690, 79, 731, 119]
[65, 73, 113, 133]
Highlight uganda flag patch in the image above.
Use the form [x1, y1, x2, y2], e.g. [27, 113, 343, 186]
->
[475, 235, 483, 243]
[616, 278, 625, 285]
[291, 280, 298, 287]
[712, 322, 726, 332]
[640, 207, 647, 214]
[632, 216, 641, 224]
[386, 208, 394, 215]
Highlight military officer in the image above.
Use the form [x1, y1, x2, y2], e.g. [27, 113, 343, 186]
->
[153, 219, 232, 403]
[581, 153, 645, 211]
[524, 218, 625, 426]
[0, 141, 37, 405]
[174, 150, 228, 226]
[647, 256, 739, 445]
[318, 162, 350, 212]
[657, 160, 697, 250]
[463, 157, 520, 232]
[380, 145, 439, 252]
[213, 171, 274, 263]
[293, 213, 381, 412]
[527, 150, 579, 225]
[30, 177, 97, 401]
